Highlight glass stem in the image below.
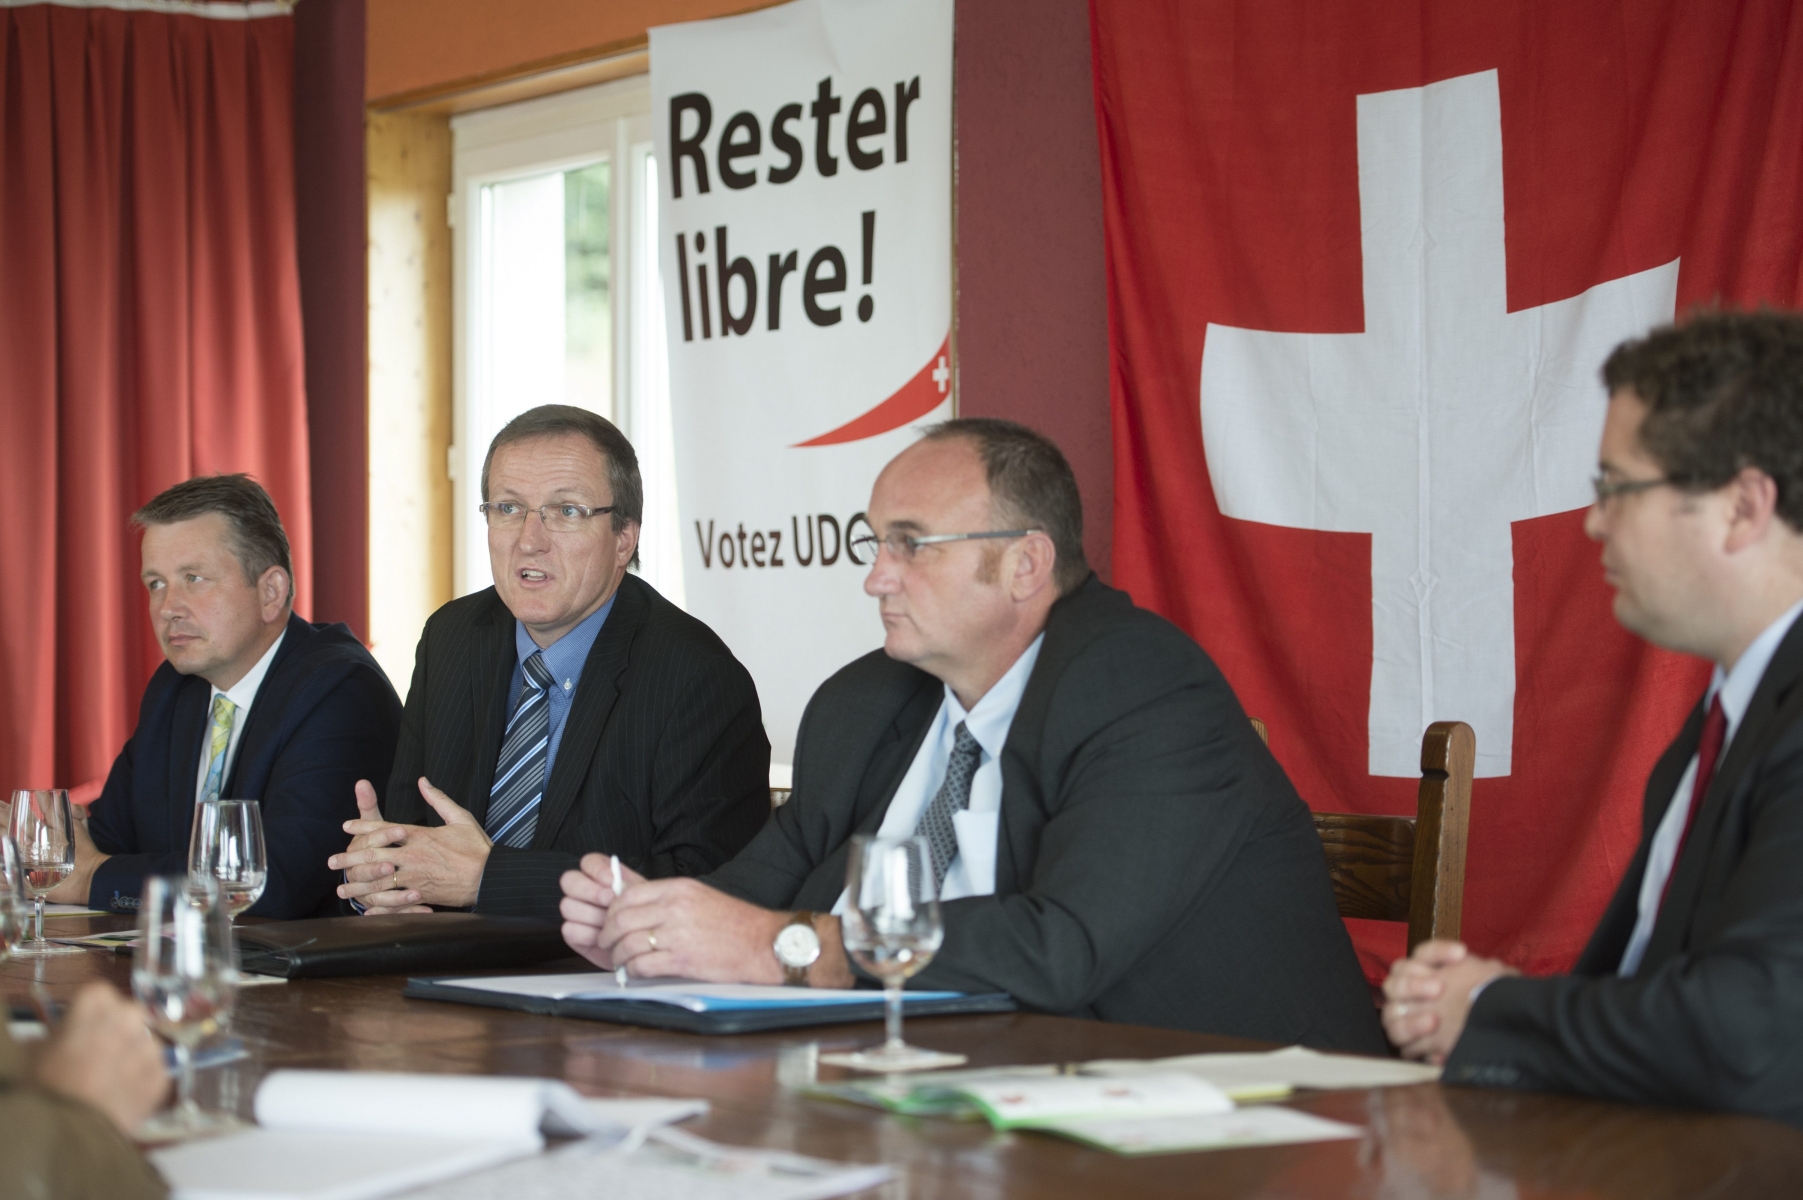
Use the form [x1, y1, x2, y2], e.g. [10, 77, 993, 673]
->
[32, 895, 44, 944]
[884, 979, 906, 1052]
[175, 1042, 197, 1114]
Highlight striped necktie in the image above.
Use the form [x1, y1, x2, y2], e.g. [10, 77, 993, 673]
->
[201, 695, 237, 800]
[486, 651, 555, 848]
[913, 722, 983, 895]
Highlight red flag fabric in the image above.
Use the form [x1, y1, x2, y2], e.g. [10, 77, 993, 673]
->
[1091, 0, 1803, 978]
[0, 3, 310, 796]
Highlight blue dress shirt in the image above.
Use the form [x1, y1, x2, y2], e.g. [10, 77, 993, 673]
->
[506, 593, 615, 784]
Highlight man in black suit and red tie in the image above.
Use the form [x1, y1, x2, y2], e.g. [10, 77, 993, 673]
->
[331, 406, 769, 920]
[1384, 311, 1803, 1123]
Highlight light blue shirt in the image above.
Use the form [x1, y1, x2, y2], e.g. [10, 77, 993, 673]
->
[506, 594, 615, 785]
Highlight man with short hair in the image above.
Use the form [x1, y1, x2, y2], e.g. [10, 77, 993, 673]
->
[48, 474, 402, 917]
[559, 418, 1384, 1050]
[1383, 311, 1803, 1123]
[331, 406, 769, 919]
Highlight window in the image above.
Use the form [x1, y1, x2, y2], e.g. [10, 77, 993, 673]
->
[451, 77, 683, 605]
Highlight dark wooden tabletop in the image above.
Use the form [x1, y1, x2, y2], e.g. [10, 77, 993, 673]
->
[9, 912, 1803, 1198]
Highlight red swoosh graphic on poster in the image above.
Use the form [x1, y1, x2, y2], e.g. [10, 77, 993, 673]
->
[794, 335, 951, 447]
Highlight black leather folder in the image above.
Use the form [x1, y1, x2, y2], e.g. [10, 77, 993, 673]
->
[403, 975, 1018, 1035]
[235, 913, 574, 979]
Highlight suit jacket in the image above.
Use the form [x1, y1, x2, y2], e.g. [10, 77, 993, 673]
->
[707, 576, 1386, 1052]
[88, 611, 402, 919]
[1447, 613, 1803, 1122]
[0, 1021, 166, 1199]
[386, 573, 770, 918]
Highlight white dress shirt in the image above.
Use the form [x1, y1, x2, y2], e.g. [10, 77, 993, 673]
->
[1618, 597, 1803, 976]
[192, 630, 286, 804]
[833, 633, 1045, 913]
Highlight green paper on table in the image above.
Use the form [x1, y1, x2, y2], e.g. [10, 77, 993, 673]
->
[803, 1051, 1422, 1155]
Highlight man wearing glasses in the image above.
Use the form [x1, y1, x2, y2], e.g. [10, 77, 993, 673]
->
[558, 418, 1385, 1051]
[1384, 312, 1803, 1123]
[331, 406, 769, 919]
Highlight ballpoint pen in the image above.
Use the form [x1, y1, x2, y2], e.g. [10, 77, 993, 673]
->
[611, 854, 628, 989]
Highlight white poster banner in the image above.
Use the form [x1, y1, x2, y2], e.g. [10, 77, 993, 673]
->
[652, 0, 954, 766]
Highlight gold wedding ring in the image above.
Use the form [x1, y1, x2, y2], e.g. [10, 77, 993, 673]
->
[646, 933, 659, 951]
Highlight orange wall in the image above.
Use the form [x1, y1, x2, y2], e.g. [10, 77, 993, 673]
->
[366, 0, 761, 102]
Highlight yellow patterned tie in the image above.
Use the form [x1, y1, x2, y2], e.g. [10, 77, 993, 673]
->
[201, 695, 237, 800]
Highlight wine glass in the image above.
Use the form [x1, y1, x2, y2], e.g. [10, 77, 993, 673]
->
[7, 789, 81, 956]
[133, 875, 241, 1140]
[0, 835, 29, 961]
[187, 799, 267, 921]
[837, 834, 960, 1072]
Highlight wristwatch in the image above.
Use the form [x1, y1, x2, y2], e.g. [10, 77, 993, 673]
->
[773, 911, 820, 986]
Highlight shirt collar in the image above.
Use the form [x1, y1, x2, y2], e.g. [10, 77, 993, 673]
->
[211, 626, 286, 713]
[515, 592, 616, 691]
[944, 633, 1047, 760]
[1708, 596, 1803, 739]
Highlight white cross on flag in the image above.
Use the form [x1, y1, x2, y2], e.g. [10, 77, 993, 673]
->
[1093, 1, 1803, 977]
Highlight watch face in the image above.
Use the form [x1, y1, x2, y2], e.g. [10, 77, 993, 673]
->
[774, 921, 821, 968]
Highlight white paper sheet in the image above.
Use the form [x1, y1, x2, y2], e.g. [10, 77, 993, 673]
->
[399, 1126, 893, 1200]
[1037, 1106, 1364, 1155]
[1083, 1045, 1442, 1093]
[153, 1131, 540, 1200]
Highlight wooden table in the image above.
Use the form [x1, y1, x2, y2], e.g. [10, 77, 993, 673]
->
[10, 912, 1803, 1199]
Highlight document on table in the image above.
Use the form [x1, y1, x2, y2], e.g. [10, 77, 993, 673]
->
[1081, 1045, 1442, 1095]
[441, 972, 963, 1012]
[399, 1126, 893, 1200]
[1035, 1107, 1363, 1155]
[150, 1070, 707, 1200]
[42, 903, 109, 917]
[809, 1067, 1359, 1156]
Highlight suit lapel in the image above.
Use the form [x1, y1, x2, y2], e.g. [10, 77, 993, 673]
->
[531, 578, 643, 849]
[1645, 616, 1803, 966]
[466, 596, 516, 826]
[166, 677, 210, 848]
[1577, 706, 1702, 974]
[223, 614, 311, 798]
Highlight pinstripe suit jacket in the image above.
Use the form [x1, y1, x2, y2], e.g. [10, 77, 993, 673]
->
[386, 573, 771, 919]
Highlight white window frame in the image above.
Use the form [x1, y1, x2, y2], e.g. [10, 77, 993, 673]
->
[449, 76, 663, 600]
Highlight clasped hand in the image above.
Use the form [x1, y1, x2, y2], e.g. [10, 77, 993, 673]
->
[558, 853, 800, 984]
[329, 777, 492, 912]
[1381, 939, 1517, 1064]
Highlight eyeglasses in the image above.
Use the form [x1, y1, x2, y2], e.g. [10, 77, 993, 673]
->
[1590, 475, 1674, 506]
[478, 501, 616, 533]
[847, 529, 1041, 562]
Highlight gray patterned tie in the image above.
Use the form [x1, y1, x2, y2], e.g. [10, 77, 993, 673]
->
[913, 721, 983, 895]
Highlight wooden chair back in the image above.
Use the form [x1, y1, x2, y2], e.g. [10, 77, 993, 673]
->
[1252, 717, 1474, 951]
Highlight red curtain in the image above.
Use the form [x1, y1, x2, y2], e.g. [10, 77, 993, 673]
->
[1092, 1, 1803, 979]
[0, 2, 310, 795]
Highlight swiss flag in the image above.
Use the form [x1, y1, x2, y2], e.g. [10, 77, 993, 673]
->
[1091, 1, 1803, 978]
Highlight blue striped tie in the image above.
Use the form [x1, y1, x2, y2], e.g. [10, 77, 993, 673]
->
[485, 651, 555, 848]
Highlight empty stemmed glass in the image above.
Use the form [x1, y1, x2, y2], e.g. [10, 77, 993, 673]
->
[0, 835, 30, 961]
[7, 789, 81, 957]
[133, 875, 241, 1140]
[188, 799, 267, 922]
[836, 833, 962, 1072]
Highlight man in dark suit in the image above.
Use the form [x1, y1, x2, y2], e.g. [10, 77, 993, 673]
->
[559, 418, 1384, 1051]
[1383, 311, 1803, 1122]
[49, 475, 401, 918]
[330, 406, 769, 920]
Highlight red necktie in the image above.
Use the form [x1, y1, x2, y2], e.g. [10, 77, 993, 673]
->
[1660, 694, 1727, 911]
